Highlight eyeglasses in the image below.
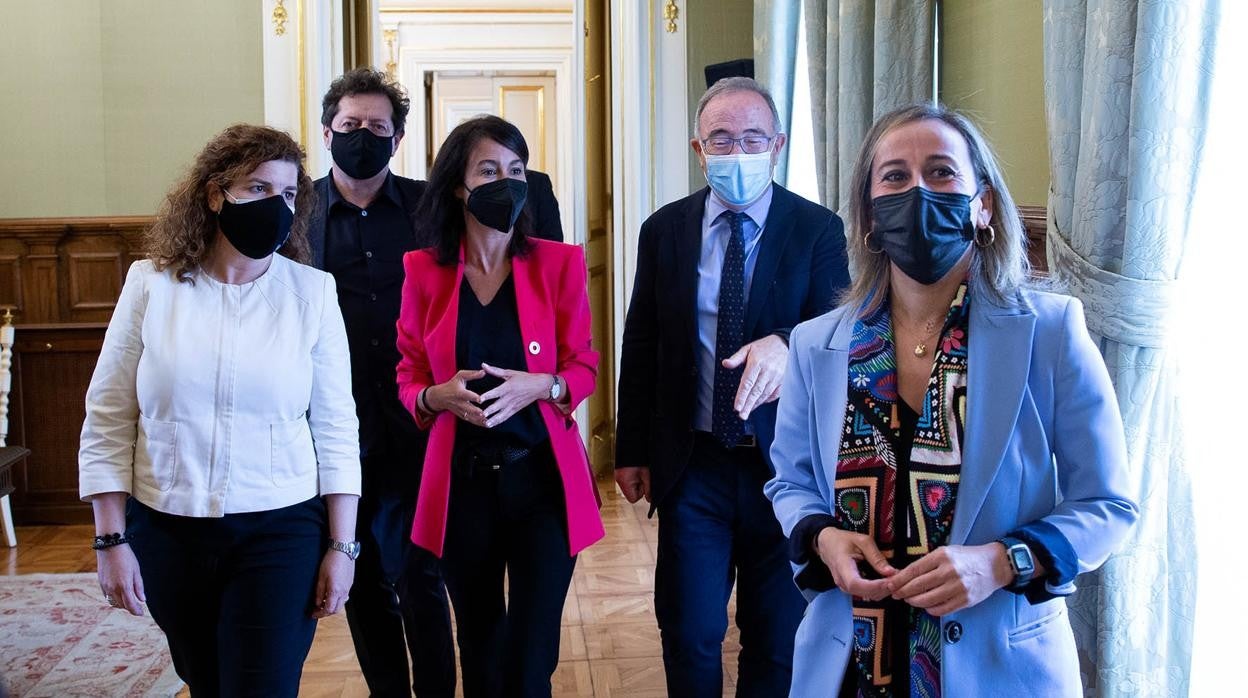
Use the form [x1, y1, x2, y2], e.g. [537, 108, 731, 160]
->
[701, 135, 775, 156]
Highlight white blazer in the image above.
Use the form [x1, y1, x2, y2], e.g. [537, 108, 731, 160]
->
[79, 256, 361, 517]
[766, 288, 1138, 697]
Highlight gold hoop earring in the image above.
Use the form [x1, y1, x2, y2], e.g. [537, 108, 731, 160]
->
[864, 231, 884, 255]
[975, 224, 996, 248]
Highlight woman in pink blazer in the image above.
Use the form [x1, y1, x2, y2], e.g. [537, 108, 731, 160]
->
[395, 115, 603, 697]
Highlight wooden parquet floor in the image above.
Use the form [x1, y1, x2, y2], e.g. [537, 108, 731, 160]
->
[2, 481, 741, 696]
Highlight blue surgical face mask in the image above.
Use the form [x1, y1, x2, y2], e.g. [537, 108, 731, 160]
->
[704, 151, 774, 207]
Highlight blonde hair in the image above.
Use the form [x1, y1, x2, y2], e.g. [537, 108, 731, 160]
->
[146, 124, 313, 282]
[841, 104, 1029, 313]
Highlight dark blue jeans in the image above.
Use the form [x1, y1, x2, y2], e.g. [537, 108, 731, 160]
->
[345, 465, 456, 698]
[655, 434, 807, 697]
[440, 440, 576, 698]
[127, 497, 325, 698]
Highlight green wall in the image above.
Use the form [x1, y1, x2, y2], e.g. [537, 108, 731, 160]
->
[0, 3, 109, 216]
[0, 1, 264, 218]
[940, 0, 1049, 206]
[685, 0, 754, 193]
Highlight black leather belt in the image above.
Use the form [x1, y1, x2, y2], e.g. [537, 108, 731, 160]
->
[456, 441, 534, 474]
[693, 430, 757, 449]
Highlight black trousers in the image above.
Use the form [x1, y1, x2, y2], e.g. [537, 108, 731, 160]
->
[127, 497, 326, 698]
[655, 434, 807, 697]
[441, 440, 577, 698]
[345, 456, 456, 698]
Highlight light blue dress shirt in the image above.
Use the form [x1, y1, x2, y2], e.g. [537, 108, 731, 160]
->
[693, 184, 774, 433]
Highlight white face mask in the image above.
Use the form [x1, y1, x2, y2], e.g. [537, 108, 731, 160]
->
[704, 151, 774, 206]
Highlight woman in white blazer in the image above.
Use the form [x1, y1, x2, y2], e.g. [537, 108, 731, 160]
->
[765, 105, 1138, 697]
[78, 125, 361, 697]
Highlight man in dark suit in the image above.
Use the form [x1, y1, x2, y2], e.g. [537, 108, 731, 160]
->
[309, 68, 456, 698]
[525, 168, 563, 241]
[615, 77, 850, 696]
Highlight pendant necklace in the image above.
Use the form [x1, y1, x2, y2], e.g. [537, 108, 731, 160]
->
[908, 316, 943, 358]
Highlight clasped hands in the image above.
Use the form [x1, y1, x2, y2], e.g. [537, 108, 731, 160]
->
[815, 527, 1017, 616]
[424, 363, 557, 428]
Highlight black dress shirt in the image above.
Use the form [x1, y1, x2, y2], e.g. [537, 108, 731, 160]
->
[322, 173, 422, 461]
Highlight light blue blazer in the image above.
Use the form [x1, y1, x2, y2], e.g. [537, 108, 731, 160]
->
[766, 287, 1138, 697]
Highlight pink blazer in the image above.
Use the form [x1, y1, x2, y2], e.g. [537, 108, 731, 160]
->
[396, 238, 604, 557]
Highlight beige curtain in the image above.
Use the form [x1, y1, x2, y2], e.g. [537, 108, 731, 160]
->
[805, 0, 934, 215]
[1045, 0, 1220, 694]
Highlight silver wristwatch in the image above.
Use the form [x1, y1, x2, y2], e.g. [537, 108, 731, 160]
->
[329, 539, 361, 561]
[548, 375, 563, 402]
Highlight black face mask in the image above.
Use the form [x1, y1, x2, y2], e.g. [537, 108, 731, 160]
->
[218, 193, 294, 260]
[871, 186, 977, 284]
[465, 178, 528, 233]
[330, 128, 394, 180]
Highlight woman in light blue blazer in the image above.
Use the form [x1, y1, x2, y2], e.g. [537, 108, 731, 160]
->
[765, 104, 1138, 697]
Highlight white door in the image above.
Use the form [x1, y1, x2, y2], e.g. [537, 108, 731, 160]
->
[428, 71, 558, 192]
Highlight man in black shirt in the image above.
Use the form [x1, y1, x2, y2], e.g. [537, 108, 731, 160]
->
[311, 69, 568, 697]
[309, 69, 454, 698]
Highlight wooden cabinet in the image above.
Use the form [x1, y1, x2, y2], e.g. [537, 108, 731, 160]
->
[0, 217, 150, 524]
[1020, 205, 1049, 274]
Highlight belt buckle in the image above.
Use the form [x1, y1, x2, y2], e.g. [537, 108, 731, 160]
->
[737, 434, 757, 449]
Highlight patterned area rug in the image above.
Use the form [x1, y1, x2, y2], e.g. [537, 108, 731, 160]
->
[0, 573, 183, 697]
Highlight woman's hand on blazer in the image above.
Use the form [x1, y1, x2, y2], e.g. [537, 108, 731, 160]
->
[478, 363, 561, 428]
[888, 544, 1016, 616]
[425, 369, 488, 425]
[815, 527, 897, 602]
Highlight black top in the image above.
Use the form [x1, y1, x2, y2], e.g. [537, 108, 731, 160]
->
[789, 400, 920, 589]
[455, 275, 546, 447]
[320, 173, 423, 463]
[789, 399, 919, 698]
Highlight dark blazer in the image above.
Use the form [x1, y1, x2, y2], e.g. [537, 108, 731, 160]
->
[307, 173, 428, 459]
[308, 174, 426, 269]
[615, 184, 849, 508]
[525, 169, 564, 242]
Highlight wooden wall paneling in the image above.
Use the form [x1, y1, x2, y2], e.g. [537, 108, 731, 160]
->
[0, 217, 150, 524]
[7, 325, 106, 524]
[0, 252, 21, 312]
[22, 233, 62, 325]
[62, 238, 126, 323]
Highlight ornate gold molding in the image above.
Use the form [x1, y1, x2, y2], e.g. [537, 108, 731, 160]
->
[297, 0, 307, 149]
[380, 7, 572, 14]
[384, 29, 398, 80]
[273, 0, 289, 35]
[663, 1, 679, 33]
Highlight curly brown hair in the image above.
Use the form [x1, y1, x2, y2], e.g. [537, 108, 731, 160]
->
[321, 68, 411, 134]
[146, 124, 313, 282]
